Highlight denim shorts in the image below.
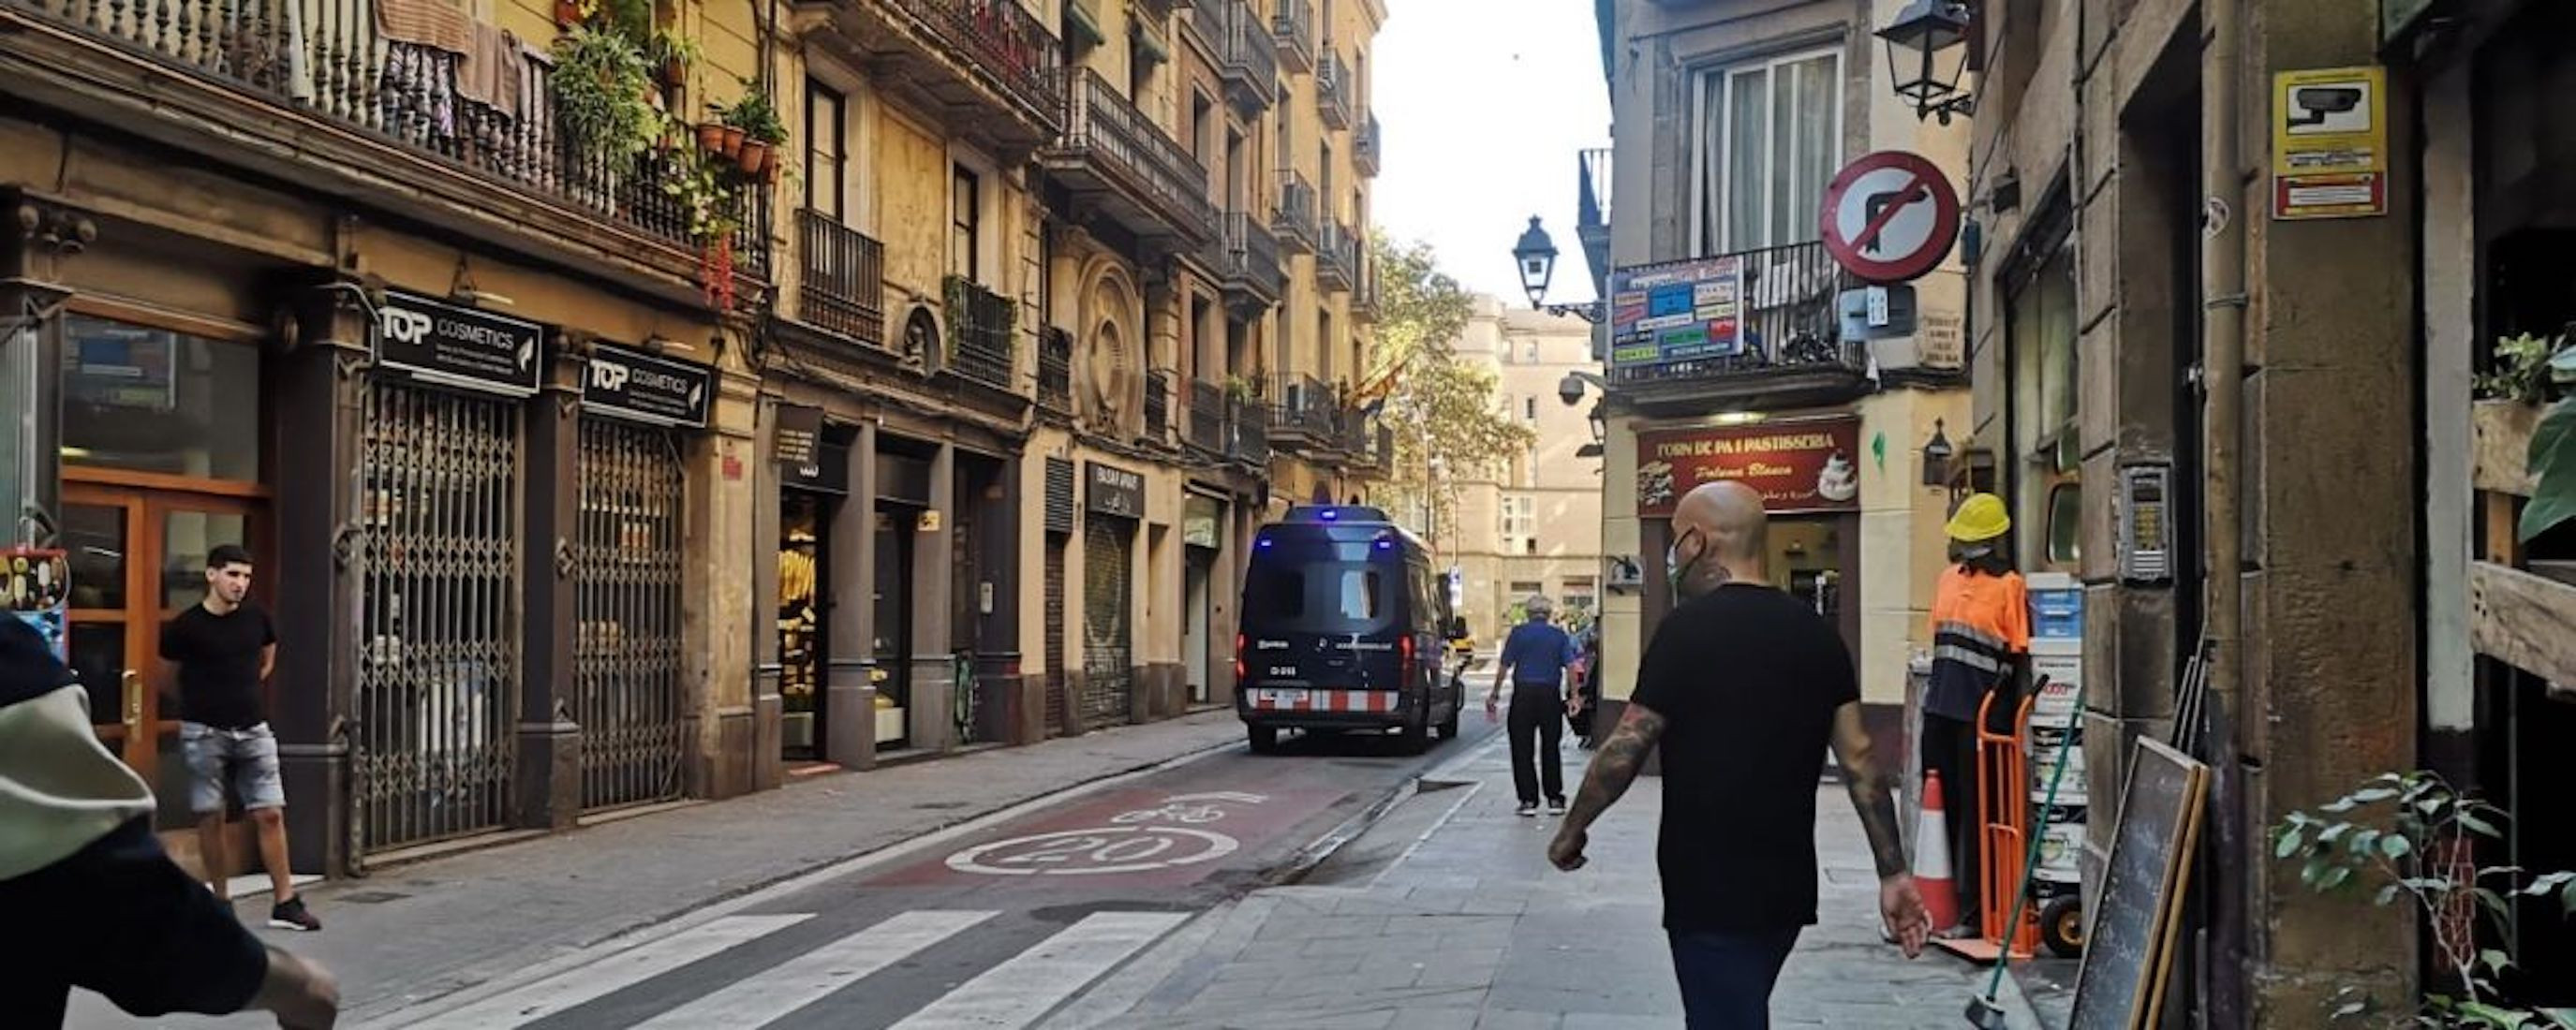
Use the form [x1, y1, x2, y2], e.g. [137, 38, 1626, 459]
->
[181, 721, 287, 815]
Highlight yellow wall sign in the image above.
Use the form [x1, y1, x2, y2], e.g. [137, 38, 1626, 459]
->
[2272, 66, 2388, 220]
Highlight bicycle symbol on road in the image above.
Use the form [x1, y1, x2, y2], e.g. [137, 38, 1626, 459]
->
[945, 792, 1269, 876]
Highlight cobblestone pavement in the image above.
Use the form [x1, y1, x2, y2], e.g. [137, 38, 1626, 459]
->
[1051, 725, 2035, 1030]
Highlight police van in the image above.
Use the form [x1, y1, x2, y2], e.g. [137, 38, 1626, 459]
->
[1235, 505, 1465, 754]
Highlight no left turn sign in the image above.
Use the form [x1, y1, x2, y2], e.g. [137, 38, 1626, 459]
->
[1818, 151, 1962, 284]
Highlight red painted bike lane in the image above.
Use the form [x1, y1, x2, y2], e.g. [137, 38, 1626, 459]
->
[869, 777, 1351, 889]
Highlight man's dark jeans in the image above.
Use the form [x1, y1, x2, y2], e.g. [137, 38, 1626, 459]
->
[1666, 926, 1801, 1029]
[1505, 683, 1564, 805]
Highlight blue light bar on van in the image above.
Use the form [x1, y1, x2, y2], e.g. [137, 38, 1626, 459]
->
[1320, 508, 1338, 520]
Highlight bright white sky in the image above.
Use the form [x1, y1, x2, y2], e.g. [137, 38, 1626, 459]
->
[1373, 0, 1610, 305]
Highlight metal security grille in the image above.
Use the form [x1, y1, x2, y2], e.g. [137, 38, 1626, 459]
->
[1081, 518, 1133, 728]
[355, 382, 522, 852]
[1044, 534, 1068, 736]
[574, 419, 687, 811]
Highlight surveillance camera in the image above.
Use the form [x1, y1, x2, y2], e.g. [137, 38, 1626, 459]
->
[1557, 373, 1586, 406]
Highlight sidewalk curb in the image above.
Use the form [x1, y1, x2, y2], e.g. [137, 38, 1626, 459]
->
[358, 727, 1246, 1027]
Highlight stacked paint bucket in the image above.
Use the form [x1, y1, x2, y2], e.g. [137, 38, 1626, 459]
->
[2025, 571, 2088, 957]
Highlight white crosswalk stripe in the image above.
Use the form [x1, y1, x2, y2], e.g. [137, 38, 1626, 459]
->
[887, 911, 1192, 1030]
[629, 909, 999, 1030]
[422, 913, 815, 1029]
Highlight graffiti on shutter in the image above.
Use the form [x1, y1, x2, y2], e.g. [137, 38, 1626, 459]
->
[1080, 518, 1133, 729]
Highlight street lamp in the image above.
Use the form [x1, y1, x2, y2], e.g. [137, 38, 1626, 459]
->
[1510, 216, 1604, 323]
[1877, 0, 1975, 125]
[1921, 418, 1955, 486]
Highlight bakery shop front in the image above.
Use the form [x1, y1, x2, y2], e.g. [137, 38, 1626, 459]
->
[1633, 416, 1864, 658]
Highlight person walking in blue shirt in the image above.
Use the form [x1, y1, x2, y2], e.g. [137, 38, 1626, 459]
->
[1488, 595, 1582, 816]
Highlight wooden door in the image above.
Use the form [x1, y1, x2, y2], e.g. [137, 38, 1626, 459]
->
[62, 482, 267, 798]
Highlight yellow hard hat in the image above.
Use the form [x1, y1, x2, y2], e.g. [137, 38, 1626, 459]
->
[1946, 493, 2011, 543]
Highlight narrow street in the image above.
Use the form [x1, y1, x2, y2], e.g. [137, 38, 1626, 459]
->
[68, 699, 1505, 1030]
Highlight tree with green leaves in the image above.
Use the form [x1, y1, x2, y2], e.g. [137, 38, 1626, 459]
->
[1362, 234, 1535, 557]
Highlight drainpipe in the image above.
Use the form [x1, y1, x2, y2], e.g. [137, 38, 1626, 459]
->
[2201, 0, 2251, 1020]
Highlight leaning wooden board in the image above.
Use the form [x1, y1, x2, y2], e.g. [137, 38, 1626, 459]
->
[2067, 738, 2209, 1030]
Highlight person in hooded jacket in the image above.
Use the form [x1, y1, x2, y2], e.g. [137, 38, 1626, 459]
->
[0, 615, 339, 1027]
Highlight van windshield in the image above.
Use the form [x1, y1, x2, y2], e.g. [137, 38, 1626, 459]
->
[1244, 541, 1396, 635]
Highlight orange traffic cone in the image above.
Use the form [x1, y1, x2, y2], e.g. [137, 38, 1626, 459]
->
[1915, 771, 1962, 933]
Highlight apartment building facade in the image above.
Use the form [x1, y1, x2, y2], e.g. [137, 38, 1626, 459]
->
[0, 0, 1386, 878]
[1445, 298, 1606, 642]
[2, 0, 777, 876]
[749, 0, 1387, 776]
[1580, 0, 1974, 763]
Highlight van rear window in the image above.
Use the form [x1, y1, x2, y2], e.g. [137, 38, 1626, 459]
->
[1244, 548, 1393, 633]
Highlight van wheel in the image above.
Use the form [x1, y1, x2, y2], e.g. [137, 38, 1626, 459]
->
[1248, 725, 1280, 754]
[1436, 707, 1459, 740]
[1398, 711, 1430, 753]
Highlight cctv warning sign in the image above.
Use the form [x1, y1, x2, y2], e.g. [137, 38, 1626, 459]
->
[2272, 66, 2387, 220]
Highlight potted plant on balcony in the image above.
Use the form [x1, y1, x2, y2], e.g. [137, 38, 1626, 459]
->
[551, 25, 659, 198]
[719, 84, 788, 175]
[649, 30, 699, 90]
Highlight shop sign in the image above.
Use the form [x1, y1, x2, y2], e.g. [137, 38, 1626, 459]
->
[583, 342, 710, 428]
[776, 405, 844, 493]
[1088, 462, 1145, 519]
[375, 290, 543, 397]
[1183, 494, 1222, 549]
[1606, 255, 1746, 370]
[2272, 66, 2388, 220]
[1635, 417, 1863, 517]
[774, 404, 823, 467]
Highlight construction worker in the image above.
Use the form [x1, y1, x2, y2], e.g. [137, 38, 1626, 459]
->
[1921, 493, 2031, 936]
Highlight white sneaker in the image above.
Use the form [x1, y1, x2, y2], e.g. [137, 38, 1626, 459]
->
[1516, 802, 1538, 817]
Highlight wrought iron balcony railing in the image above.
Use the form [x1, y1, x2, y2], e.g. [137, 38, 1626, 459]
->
[1354, 112, 1382, 177]
[1606, 242, 1869, 395]
[2, 0, 770, 275]
[1271, 0, 1315, 73]
[1217, 212, 1285, 307]
[1349, 254, 1380, 323]
[1145, 368, 1174, 442]
[1273, 170, 1319, 255]
[1190, 0, 1278, 113]
[1316, 218, 1356, 292]
[942, 274, 1018, 390]
[798, 210, 886, 346]
[1044, 68, 1221, 243]
[1229, 395, 1271, 464]
[883, 0, 1067, 132]
[1577, 146, 1613, 294]
[1187, 379, 1227, 453]
[1316, 49, 1353, 129]
[1270, 374, 1338, 443]
[1038, 328, 1073, 411]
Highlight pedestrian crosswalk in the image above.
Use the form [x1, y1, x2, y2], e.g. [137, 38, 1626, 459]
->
[394, 908, 1189, 1030]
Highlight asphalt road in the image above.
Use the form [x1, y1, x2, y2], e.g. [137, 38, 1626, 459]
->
[371, 709, 1507, 1029]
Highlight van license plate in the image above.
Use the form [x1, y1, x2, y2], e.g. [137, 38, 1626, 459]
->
[1259, 689, 1310, 705]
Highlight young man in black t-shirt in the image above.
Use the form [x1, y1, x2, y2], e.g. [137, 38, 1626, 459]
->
[1547, 482, 1928, 1029]
[160, 544, 319, 932]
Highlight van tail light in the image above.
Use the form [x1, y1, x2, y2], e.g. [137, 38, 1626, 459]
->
[1235, 634, 1248, 682]
[1399, 634, 1415, 685]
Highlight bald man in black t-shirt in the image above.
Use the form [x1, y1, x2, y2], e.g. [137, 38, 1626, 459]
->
[1547, 482, 1929, 1029]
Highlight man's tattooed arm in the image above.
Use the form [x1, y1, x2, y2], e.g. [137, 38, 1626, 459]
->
[1828, 700, 1908, 878]
[1560, 702, 1668, 834]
